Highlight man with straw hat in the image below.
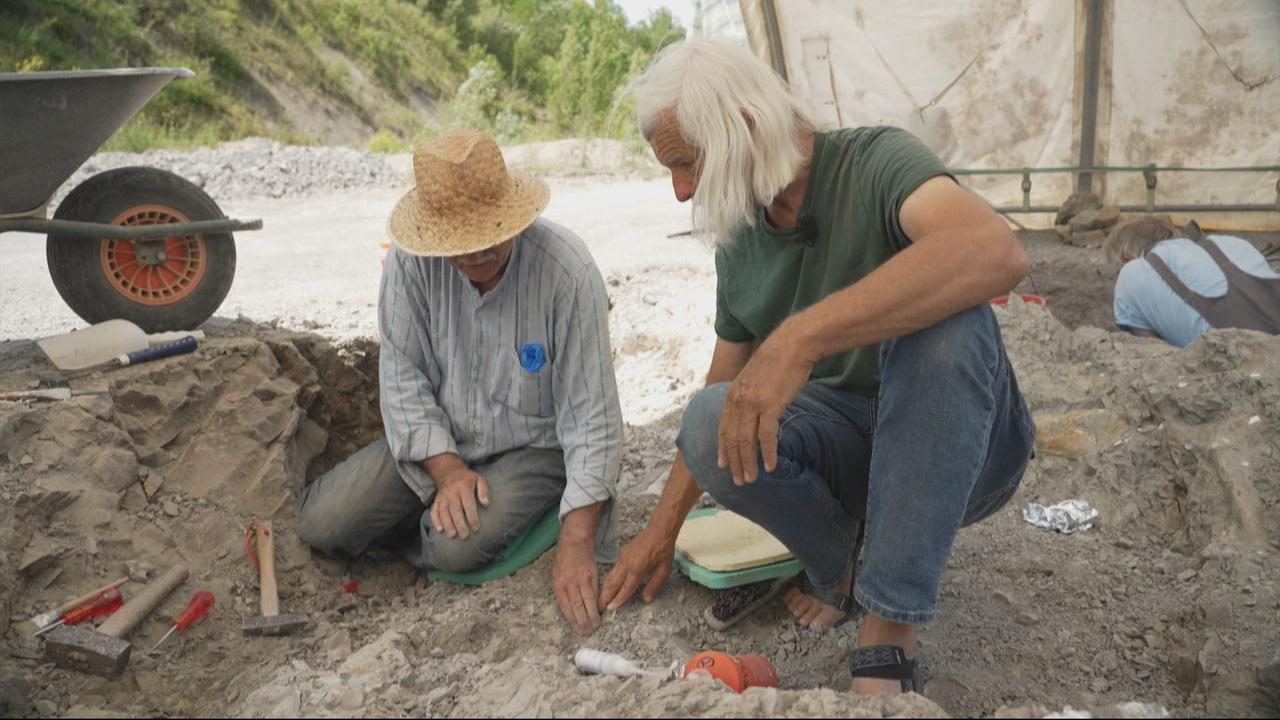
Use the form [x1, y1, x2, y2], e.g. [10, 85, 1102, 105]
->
[297, 130, 623, 636]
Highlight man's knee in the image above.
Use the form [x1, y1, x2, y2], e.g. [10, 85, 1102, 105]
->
[296, 489, 348, 556]
[294, 437, 415, 557]
[676, 383, 729, 474]
[424, 528, 503, 573]
[881, 304, 1000, 378]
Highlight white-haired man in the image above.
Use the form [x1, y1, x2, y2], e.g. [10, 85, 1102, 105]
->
[297, 130, 623, 637]
[598, 40, 1037, 694]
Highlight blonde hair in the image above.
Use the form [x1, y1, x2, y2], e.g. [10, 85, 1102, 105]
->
[1105, 217, 1184, 264]
[627, 39, 817, 245]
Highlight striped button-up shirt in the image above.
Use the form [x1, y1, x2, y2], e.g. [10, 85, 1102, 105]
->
[378, 217, 623, 559]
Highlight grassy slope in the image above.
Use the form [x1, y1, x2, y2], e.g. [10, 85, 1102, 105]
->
[0, 0, 466, 150]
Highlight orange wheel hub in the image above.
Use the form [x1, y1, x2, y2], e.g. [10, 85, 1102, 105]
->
[100, 205, 207, 306]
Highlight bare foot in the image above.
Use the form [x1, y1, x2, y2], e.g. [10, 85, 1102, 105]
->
[783, 569, 853, 630]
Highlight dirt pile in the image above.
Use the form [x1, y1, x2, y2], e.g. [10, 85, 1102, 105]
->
[237, 631, 951, 717]
[0, 322, 382, 717]
[1, 300, 1277, 718]
[1006, 300, 1280, 554]
[50, 138, 662, 219]
[500, 139, 665, 180]
[994, 299, 1279, 716]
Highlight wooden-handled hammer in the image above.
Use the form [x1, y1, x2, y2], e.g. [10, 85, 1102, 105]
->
[242, 521, 309, 636]
[43, 565, 188, 678]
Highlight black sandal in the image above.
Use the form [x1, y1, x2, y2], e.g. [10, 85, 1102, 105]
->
[849, 645, 923, 694]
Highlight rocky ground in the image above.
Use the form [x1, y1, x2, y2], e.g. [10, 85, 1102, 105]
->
[1, 141, 1277, 718]
[56, 139, 405, 206]
[2, 300, 1275, 719]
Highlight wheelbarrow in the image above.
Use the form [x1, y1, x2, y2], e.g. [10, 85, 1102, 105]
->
[0, 68, 262, 333]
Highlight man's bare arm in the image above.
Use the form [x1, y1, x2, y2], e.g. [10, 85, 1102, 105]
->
[646, 338, 754, 535]
[718, 177, 1030, 483]
[554, 502, 606, 636]
[785, 177, 1028, 362]
[598, 337, 753, 609]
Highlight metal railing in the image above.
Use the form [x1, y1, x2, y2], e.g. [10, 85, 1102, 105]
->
[950, 165, 1280, 215]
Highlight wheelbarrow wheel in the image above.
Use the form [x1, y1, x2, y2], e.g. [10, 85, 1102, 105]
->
[46, 166, 236, 333]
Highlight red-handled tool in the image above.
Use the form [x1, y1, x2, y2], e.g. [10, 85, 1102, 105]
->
[33, 587, 124, 637]
[147, 590, 215, 655]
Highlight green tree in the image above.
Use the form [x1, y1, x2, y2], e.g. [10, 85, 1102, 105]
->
[582, 3, 631, 132]
[449, 56, 503, 129]
[547, 22, 587, 132]
[636, 8, 683, 56]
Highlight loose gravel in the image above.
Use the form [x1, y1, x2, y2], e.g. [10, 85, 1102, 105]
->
[56, 138, 406, 207]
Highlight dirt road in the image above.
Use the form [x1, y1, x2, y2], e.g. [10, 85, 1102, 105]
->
[0, 177, 701, 343]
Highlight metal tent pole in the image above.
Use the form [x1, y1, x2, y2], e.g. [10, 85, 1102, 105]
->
[1078, 0, 1106, 193]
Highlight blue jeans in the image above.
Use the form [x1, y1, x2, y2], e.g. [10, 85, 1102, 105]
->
[678, 305, 1035, 625]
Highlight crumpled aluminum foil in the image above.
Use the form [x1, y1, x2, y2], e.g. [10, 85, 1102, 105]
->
[1024, 500, 1100, 534]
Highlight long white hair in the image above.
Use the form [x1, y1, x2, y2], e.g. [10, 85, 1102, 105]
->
[629, 39, 816, 245]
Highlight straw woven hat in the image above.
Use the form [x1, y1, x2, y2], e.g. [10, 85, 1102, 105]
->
[387, 130, 550, 257]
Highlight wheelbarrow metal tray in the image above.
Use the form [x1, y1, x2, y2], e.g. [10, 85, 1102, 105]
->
[0, 68, 195, 216]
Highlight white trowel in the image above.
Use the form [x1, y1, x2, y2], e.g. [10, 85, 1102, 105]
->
[37, 319, 205, 372]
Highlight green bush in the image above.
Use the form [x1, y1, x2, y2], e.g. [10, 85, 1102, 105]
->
[366, 128, 405, 153]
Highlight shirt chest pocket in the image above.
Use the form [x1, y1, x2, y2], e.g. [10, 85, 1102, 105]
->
[493, 345, 555, 418]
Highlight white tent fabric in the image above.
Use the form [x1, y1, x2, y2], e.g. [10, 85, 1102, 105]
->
[738, 0, 1279, 228]
[1106, 1, 1279, 212]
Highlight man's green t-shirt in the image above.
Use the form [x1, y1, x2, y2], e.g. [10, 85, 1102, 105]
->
[714, 126, 952, 394]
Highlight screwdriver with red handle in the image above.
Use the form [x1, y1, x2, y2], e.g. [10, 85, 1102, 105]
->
[148, 590, 215, 654]
[33, 587, 124, 636]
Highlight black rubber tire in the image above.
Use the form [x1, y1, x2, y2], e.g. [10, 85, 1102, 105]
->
[46, 166, 236, 333]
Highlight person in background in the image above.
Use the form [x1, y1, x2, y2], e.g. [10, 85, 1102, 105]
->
[1108, 217, 1280, 347]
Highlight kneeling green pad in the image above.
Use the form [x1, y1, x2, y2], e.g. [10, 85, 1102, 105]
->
[428, 506, 561, 586]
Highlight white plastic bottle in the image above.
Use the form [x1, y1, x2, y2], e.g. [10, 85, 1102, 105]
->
[574, 649, 649, 678]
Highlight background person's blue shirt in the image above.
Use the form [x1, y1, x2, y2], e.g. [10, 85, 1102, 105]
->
[1114, 235, 1279, 347]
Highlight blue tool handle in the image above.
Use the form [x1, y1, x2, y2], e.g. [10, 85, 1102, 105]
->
[123, 335, 198, 366]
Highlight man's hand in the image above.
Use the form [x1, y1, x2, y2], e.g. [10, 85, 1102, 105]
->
[553, 540, 601, 636]
[718, 329, 814, 484]
[598, 527, 677, 611]
[430, 466, 491, 540]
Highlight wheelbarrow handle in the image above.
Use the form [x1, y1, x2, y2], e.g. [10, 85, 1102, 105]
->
[121, 335, 198, 366]
[0, 217, 262, 239]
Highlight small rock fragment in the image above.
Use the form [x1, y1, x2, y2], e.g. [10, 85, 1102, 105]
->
[19, 538, 63, 578]
[126, 560, 153, 582]
[1170, 652, 1201, 693]
[322, 630, 353, 663]
[1202, 600, 1233, 629]
[338, 686, 364, 711]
